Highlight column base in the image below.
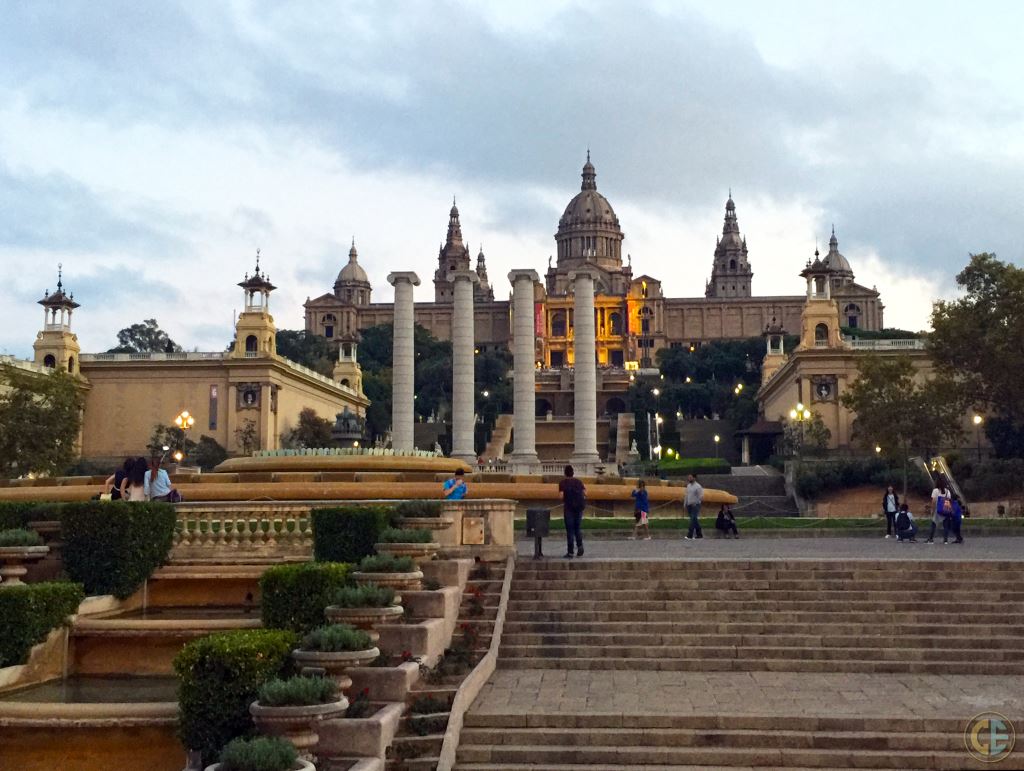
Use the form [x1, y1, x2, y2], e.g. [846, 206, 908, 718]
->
[452, 453, 478, 466]
[569, 453, 602, 476]
[509, 452, 541, 475]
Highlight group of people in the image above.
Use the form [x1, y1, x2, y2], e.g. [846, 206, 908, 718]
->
[103, 456, 178, 502]
[881, 478, 965, 544]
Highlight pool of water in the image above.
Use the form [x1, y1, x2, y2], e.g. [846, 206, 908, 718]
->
[0, 676, 178, 703]
[110, 605, 259, 620]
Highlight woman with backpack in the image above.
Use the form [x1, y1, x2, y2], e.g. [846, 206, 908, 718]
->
[926, 478, 952, 544]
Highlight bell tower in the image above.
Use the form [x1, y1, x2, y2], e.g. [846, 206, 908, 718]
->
[796, 249, 843, 351]
[231, 250, 277, 359]
[34, 264, 82, 375]
[333, 332, 365, 397]
[706, 193, 753, 298]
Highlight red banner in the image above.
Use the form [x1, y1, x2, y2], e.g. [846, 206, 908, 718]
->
[534, 302, 545, 336]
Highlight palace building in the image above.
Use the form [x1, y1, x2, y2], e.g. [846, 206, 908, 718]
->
[304, 154, 885, 371]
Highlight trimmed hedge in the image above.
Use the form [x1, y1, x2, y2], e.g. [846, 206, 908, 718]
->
[0, 501, 63, 531]
[794, 458, 933, 500]
[219, 736, 297, 771]
[394, 500, 444, 518]
[260, 562, 352, 633]
[174, 629, 298, 766]
[655, 458, 732, 477]
[311, 504, 393, 563]
[0, 581, 85, 667]
[59, 501, 177, 599]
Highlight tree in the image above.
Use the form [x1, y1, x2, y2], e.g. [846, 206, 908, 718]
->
[191, 435, 228, 470]
[0, 364, 84, 477]
[108, 319, 182, 353]
[275, 330, 335, 377]
[781, 414, 832, 458]
[235, 419, 259, 455]
[281, 408, 334, 449]
[146, 424, 226, 470]
[930, 253, 1024, 457]
[840, 354, 968, 495]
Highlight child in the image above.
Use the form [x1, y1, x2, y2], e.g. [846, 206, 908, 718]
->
[715, 505, 739, 538]
[894, 503, 917, 542]
[631, 480, 651, 540]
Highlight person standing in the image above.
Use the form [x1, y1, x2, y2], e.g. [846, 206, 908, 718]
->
[684, 474, 704, 540]
[443, 468, 468, 500]
[926, 477, 952, 544]
[558, 465, 586, 558]
[144, 456, 175, 502]
[882, 485, 900, 538]
[631, 479, 651, 540]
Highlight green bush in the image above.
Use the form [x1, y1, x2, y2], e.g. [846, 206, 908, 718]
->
[311, 504, 393, 563]
[950, 457, 1024, 500]
[330, 583, 396, 608]
[0, 501, 60, 531]
[0, 528, 44, 547]
[655, 457, 731, 477]
[257, 675, 338, 707]
[300, 624, 373, 652]
[358, 554, 416, 573]
[0, 581, 84, 667]
[394, 500, 444, 518]
[409, 694, 450, 714]
[59, 501, 176, 598]
[219, 736, 297, 771]
[377, 527, 433, 544]
[260, 562, 351, 634]
[174, 629, 298, 766]
[795, 458, 933, 500]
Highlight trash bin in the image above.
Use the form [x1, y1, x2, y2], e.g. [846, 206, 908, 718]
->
[526, 508, 550, 559]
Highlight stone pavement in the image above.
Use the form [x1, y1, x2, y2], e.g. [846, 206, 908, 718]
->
[518, 535, 1024, 561]
[472, 669, 1024, 721]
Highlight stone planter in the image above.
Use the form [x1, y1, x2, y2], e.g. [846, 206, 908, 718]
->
[205, 761, 315, 771]
[325, 603, 404, 632]
[249, 699, 348, 760]
[373, 541, 440, 564]
[0, 545, 49, 586]
[291, 647, 380, 689]
[350, 570, 423, 592]
[395, 516, 454, 532]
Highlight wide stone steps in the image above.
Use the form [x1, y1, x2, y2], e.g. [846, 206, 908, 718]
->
[504, 620, 1024, 636]
[510, 579, 1023, 592]
[504, 609, 1016, 624]
[500, 632, 1024, 649]
[507, 599, 1021, 613]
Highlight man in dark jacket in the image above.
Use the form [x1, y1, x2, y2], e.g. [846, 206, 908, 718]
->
[558, 465, 586, 558]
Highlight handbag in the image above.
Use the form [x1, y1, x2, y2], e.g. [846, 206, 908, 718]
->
[99, 493, 113, 501]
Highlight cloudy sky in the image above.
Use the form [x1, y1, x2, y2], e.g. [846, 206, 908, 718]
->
[1, 0, 1022, 357]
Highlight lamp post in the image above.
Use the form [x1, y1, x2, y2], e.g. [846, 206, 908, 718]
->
[973, 415, 984, 460]
[713, 434, 720, 458]
[788, 403, 812, 462]
[173, 410, 195, 463]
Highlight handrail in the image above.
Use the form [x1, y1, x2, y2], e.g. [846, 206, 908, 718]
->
[435, 553, 515, 771]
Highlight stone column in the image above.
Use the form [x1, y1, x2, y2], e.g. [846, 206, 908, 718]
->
[569, 269, 601, 470]
[508, 270, 541, 472]
[387, 272, 420, 453]
[449, 270, 479, 464]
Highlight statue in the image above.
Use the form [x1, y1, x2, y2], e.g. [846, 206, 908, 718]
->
[331, 407, 364, 446]
[433, 441, 443, 456]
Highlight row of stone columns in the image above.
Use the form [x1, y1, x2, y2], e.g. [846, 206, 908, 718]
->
[387, 267, 600, 472]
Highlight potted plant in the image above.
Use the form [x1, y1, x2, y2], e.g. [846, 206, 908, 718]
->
[249, 676, 348, 759]
[205, 736, 314, 771]
[0, 529, 49, 586]
[292, 624, 379, 688]
[373, 527, 440, 563]
[393, 500, 454, 532]
[325, 583, 404, 632]
[350, 555, 423, 591]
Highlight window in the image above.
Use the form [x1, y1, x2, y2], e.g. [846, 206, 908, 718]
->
[551, 311, 567, 337]
[67, 357, 75, 373]
[43, 354, 55, 368]
[609, 312, 623, 336]
[729, 259, 736, 270]
[209, 385, 218, 430]
[245, 335, 258, 352]
[610, 350, 624, 367]
[324, 326, 334, 338]
[641, 318, 650, 333]
[550, 351, 565, 367]
[814, 323, 829, 344]
[844, 303, 862, 329]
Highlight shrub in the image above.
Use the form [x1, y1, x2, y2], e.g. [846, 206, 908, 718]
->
[377, 527, 433, 544]
[311, 504, 394, 563]
[330, 583, 396, 608]
[260, 562, 351, 634]
[394, 500, 444, 518]
[0, 528, 43, 547]
[409, 694, 450, 714]
[794, 458, 933, 500]
[174, 629, 298, 766]
[655, 457, 731, 477]
[358, 554, 416, 573]
[0, 501, 60, 531]
[0, 581, 84, 667]
[218, 736, 298, 771]
[59, 501, 176, 598]
[300, 624, 373, 652]
[257, 675, 338, 707]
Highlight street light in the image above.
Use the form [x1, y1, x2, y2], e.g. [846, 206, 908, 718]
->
[713, 434, 721, 458]
[789, 403, 813, 461]
[973, 414, 984, 460]
[482, 390, 490, 398]
[874, 445, 882, 454]
[174, 410, 195, 430]
[652, 388, 660, 397]
[685, 376, 692, 384]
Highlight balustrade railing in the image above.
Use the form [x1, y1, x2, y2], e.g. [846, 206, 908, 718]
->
[173, 503, 314, 557]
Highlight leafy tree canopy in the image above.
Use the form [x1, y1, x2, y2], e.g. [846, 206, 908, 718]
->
[281, 407, 334, 449]
[275, 330, 335, 377]
[0, 364, 85, 477]
[108, 319, 182, 353]
[930, 253, 1024, 457]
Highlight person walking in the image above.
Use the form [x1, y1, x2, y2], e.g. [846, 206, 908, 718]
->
[443, 468, 468, 500]
[122, 457, 150, 501]
[631, 479, 651, 540]
[558, 465, 586, 558]
[925, 477, 952, 544]
[144, 456, 175, 502]
[684, 474, 704, 540]
[894, 503, 918, 542]
[104, 457, 133, 501]
[715, 505, 739, 538]
[882, 485, 900, 538]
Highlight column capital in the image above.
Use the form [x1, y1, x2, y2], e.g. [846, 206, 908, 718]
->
[448, 269, 480, 284]
[387, 271, 421, 287]
[507, 269, 540, 285]
[568, 267, 603, 285]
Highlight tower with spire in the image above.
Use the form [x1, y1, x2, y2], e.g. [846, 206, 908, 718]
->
[474, 245, 494, 302]
[231, 250, 277, 359]
[706, 192, 753, 299]
[34, 264, 82, 375]
[433, 198, 474, 302]
[334, 238, 372, 306]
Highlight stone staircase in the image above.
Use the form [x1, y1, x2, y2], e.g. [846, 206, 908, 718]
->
[455, 559, 1024, 769]
[481, 414, 513, 462]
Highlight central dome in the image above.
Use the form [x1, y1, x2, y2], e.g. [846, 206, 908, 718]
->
[554, 153, 624, 270]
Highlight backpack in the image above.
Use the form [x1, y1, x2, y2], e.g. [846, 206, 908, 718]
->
[564, 480, 586, 513]
[895, 510, 910, 531]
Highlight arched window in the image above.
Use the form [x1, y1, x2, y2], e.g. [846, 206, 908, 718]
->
[67, 357, 75, 373]
[535, 398, 553, 417]
[340, 378, 350, 387]
[814, 323, 829, 345]
[729, 259, 736, 270]
[43, 354, 56, 368]
[844, 303, 862, 329]
[323, 314, 336, 339]
[609, 312, 623, 336]
[245, 335, 258, 352]
[551, 311, 567, 337]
